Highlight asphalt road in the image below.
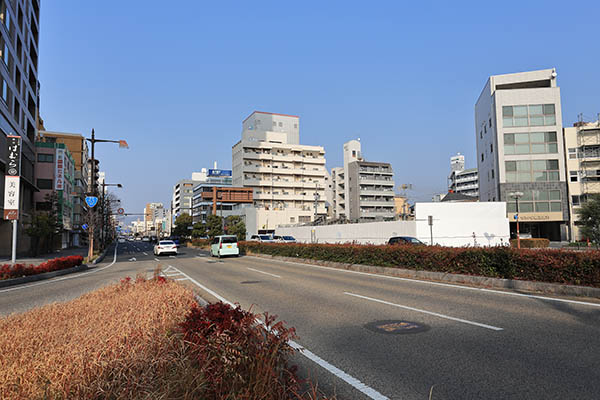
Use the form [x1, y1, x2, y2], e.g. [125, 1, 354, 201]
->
[2, 242, 600, 399]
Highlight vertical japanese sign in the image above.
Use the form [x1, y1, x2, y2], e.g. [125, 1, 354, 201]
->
[4, 135, 21, 220]
[55, 148, 64, 191]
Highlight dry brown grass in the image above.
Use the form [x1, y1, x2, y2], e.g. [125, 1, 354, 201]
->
[0, 274, 198, 399]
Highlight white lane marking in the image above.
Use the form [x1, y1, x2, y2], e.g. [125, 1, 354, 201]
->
[164, 273, 183, 277]
[169, 255, 176, 258]
[165, 265, 388, 400]
[345, 292, 503, 331]
[143, 252, 148, 256]
[175, 278, 189, 281]
[247, 267, 281, 279]
[0, 244, 119, 293]
[248, 256, 600, 309]
[154, 258, 160, 261]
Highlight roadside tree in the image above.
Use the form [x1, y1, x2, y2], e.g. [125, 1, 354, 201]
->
[575, 194, 600, 243]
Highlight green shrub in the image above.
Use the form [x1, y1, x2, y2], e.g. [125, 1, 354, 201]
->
[190, 238, 210, 248]
[510, 238, 550, 248]
[238, 242, 600, 288]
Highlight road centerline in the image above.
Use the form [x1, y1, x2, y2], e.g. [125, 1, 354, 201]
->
[247, 267, 281, 278]
[345, 292, 504, 331]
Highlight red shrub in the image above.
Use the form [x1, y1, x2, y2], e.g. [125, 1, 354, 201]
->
[0, 255, 84, 281]
[179, 302, 301, 398]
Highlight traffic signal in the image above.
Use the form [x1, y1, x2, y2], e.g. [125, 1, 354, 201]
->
[87, 159, 100, 194]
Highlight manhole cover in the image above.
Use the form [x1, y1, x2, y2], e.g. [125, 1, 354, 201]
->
[364, 320, 429, 334]
[240, 281, 261, 284]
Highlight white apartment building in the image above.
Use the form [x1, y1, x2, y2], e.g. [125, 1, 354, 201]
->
[564, 119, 600, 241]
[448, 154, 479, 197]
[331, 139, 395, 221]
[232, 111, 327, 233]
[475, 68, 568, 241]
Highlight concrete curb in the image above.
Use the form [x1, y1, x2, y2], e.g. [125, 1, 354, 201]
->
[0, 264, 90, 289]
[247, 253, 600, 299]
[92, 243, 113, 265]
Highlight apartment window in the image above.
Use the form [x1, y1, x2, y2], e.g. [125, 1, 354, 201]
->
[505, 159, 560, 183]
[491, 169, 494, 179]
[572, 195, 580, 206]
[504, 132, 558, 154]
[37, 153, 53, 163]
[272, 121, 276, 127]
[278, 122, 283, 127]
[0, 2, 10, 32]
[481, 153, 484, 162]
[503, 104, 556, 127]
[0, 34, 7, 66]
[294, 124, 298, 129]
[489, 118, 492, 128]
[37, 179, 53, 189]
[570, 171, 578, 182]
[490, 143, 493, 153]
[568, 148, 577, 159]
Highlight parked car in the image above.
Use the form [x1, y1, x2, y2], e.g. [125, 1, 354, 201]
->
[210, 235, 239, 258]
[273, 235, 297, 243]
[142, 236, 150, 242]
[154, 240, 178, 256]
[250, 234, 275, 243]
[168, 237, 181, 247]
[118, 237, 126, 243]
[387, 236, 425, 245]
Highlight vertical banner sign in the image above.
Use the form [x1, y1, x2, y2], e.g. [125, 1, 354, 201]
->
[4, 135, 21, 220]
[55, 148, 64, 191]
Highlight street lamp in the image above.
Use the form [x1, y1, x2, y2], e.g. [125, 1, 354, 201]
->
[85, 129, 128, 260]
[509, 191, 524, 249]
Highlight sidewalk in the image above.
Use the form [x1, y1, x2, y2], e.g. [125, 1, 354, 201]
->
[0, 247, 88, 265]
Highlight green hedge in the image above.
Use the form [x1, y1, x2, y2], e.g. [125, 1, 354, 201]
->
[510, 238, 550, 248]
[238, 242, 600, 288]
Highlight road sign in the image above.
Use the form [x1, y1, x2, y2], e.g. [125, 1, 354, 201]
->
[85, 196, 98, 208]
[514, 214, 519, 220]
[117, 207, 124, 215]
[82, 223, 88, 230]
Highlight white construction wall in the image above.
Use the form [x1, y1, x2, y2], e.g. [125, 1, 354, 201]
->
[415, 202, 510, 246]
[276, 220, 416, 245]
[275, 202, 510, 247]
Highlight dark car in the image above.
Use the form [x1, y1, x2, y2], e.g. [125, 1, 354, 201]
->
[387, 236, 425, 245]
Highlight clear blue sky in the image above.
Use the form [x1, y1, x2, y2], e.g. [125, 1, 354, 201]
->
[38, 1, 600, 217]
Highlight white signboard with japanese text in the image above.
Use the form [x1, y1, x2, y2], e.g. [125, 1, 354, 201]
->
[4, 135, 21, 220]
[55, 148, 65, 191]
[3, 176, 20, 220]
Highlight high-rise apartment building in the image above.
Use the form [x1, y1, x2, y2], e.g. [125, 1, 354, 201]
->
[475, 69, 568, 241]
[563, 119, 600, 241]
[448, 153, 479, 197]
[0, 0, 41, 255]
[331, 139, 395, 222]
[232, 111, 327, 233]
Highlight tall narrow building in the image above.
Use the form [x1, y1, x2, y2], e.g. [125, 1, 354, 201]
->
[475, 69, 568, 241]
[0, 0, 41, 255]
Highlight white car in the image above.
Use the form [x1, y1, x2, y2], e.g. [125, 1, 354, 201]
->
[250, 234, 275, 243]
[273, 235, 296, 243]
[154, 240, 178, 256]
[118, 238, 126, 243]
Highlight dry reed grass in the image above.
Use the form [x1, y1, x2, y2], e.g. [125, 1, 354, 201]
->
[0, 274, 197, 399]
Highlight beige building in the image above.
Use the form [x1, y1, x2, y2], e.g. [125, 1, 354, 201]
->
[331, 139, 395, 222]
[394, 195, 410, 219]
[564, 119, 600, 241]
[475, 68, 568, 241]
[232, 111, 327, 234]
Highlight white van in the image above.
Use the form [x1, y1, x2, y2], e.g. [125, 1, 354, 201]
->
[210, 235, 240, 258]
